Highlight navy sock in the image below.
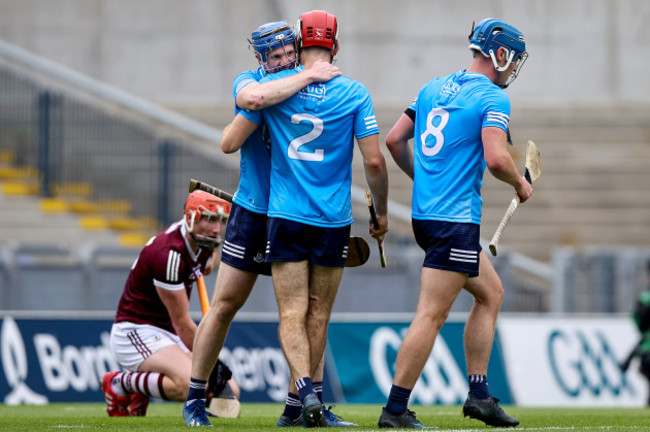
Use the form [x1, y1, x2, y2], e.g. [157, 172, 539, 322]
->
[295, 377, 315, 403]
[385, 384, 411, 415]
[186, 377, 207, 404]
[469, 374, 490, 399]
[282, 392, 302, 419]
[313, 381, 323, 404]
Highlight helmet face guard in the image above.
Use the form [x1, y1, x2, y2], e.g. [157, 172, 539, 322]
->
[468, 18, 528, 88]
[248, 21, 298, 73]
[499, 51, 528, 89]
[184, 191, 230, 251]
[296, 10, 339, 58]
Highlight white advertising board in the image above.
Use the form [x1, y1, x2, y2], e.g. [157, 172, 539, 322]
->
[499, 316, 647, 407]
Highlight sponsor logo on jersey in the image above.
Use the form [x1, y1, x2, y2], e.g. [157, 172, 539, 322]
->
[299, 83, 326, 103]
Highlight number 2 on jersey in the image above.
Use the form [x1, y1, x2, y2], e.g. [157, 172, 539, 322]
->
[289, 113, 324, 161]
[420, 107, 449, 157]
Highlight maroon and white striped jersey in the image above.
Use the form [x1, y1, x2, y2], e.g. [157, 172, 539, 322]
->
[114, 220, 213, 333]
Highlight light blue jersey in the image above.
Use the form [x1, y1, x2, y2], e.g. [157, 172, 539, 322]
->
[242, 65, 379, 227]
[410, 70, 511, 224]
[231, 67, 271, 214]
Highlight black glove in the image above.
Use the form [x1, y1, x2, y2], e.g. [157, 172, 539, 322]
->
[208, 359, 232, 398]
[620, 344, 639, 372]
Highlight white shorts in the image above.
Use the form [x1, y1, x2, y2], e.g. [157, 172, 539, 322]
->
[110, 322, 190, 371]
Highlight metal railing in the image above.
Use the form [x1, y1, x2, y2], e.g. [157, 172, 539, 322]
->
[0, 40, 239, 228]
[5, 38, 648, 315]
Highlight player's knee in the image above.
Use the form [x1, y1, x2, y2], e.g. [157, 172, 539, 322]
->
[167, 375, 191, 401]
[279, 305, 307, 321]
[415, 304, 450, 330]
[494, 282, 505, 305]
[484, 283, 505, 309]
[214, 300, 241, 323]
[306, 307, 332, 326]
[471, 288, 503, 312]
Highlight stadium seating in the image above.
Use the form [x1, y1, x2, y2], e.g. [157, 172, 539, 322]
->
[359, 105, 650, 263]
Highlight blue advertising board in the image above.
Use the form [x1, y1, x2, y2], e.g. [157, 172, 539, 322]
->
[1, 314, 511, 406]
[4, 313, 643, 407]
[1, 316, 116, 403]
[0, 314, 336, 404]
[326, 321, 512, 405]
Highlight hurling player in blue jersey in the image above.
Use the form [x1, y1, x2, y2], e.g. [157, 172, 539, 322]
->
[184, 21, 344, 427]
[377, 18, 533, 429]
[221, 10, 389, 427]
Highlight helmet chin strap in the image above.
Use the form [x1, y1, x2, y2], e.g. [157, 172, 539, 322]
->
[489, 49, 515, 72]
[184, 210, 196, 233]
[190, 231, 221, 252]
[184, 211, 216, 251]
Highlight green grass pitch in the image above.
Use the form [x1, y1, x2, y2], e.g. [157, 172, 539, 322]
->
[1, 402, 649, 431]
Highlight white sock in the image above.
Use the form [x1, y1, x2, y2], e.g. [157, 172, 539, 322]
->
[115, 371, 166, 399]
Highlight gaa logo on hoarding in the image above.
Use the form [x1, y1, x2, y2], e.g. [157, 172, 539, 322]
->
[548, 329, 634, 397]
[368, 326, 467, 405]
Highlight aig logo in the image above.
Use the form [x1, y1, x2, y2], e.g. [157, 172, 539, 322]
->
[299, 83, 326, 101]
[548, 329, 635, 397]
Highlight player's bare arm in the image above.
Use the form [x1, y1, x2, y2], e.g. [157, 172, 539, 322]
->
[385, 113, 415, 180]
[482, 126, 533, 203]
[220, 114, 259, 154]
[236, 60, 340, 111]
[358, 134, 389, 239]
[156, 286, 197, 350]
[202, 250, 219, 276]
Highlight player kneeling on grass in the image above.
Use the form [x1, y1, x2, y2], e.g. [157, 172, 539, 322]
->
[101, 190, 239, 417]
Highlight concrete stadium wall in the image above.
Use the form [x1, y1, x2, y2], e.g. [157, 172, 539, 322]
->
[0, 0, 648, 111]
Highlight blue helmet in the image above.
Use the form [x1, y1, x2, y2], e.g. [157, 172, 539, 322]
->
[468, 18, 528, 87]
[248, 21, 297, 73]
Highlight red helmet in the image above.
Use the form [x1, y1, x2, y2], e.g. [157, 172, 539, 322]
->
[184, 190, 230, 250]
[185, 190, 230, 223]
[297, 10, 338, 54]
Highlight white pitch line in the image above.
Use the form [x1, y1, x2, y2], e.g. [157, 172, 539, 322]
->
[363, 427, 648, 432]
[51, 426, 89, 429]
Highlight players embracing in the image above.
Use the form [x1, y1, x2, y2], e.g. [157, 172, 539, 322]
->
[183, 11, 372, 428]
[196, 8, 388, 429]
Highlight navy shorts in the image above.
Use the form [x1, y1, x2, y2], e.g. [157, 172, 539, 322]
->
[266, 218, 351, 267]
[412, 219, 481, 277]
[220, 203, 271, 276]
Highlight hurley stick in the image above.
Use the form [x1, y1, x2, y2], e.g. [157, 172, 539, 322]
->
[365, 188, 387, 268]
[196, 276, 241, 418]
[488, 140, 542, 256]
[189, 178, 234, 203]
[188, 179, 372, 268]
